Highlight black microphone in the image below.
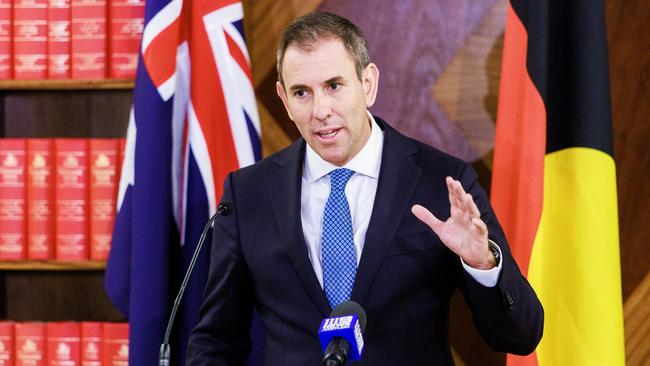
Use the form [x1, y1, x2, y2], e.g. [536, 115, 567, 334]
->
[318, 301, 367, 366]
[158, 202, 231, 366]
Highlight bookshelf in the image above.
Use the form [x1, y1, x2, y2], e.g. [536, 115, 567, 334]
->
[0, 81, 129, 322]
[0, 260, 106, 271]
[0, 79, 135, 91]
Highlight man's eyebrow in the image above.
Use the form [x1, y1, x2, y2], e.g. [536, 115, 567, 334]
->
[288, 76, 346, 93]
[324, 76, 345, 85]
[288, 84, 309, 93]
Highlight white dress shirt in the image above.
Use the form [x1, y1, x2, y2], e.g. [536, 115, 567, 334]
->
[300, 112, 502, 288]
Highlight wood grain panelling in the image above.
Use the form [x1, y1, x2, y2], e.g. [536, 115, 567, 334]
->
[605, 0, 650, 301]
[2, 91, 131, 138]
[257, 101, 291, 157]
[624, 272, 650, 366]
[606, 0, 650, 361]
[2, 272, 124, 321]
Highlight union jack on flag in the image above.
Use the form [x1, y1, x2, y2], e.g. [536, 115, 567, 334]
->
[105, 0, 261, 364]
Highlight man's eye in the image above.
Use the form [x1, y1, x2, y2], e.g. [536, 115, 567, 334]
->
[293, 90, 308, 97]
[329, 83, 341, 90]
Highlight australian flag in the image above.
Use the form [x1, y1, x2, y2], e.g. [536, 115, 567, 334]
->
[104, 0, 262, 364]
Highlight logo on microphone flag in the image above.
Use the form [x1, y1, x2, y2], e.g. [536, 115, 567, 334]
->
[104, 0, 261, 364]
[319, 315, 364, 361]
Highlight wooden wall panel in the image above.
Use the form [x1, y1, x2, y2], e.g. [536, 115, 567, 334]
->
[624, 272, 650, 366]
[2, 272, 124, 321]
[605, 1, 650, 364]
[605, 0, 650, 301]
[2, 91, 131, 138]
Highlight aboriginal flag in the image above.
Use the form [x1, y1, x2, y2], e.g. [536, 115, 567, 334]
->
[491, 0, 625, 365]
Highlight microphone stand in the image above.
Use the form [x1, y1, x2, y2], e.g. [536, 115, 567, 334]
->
[158, 202, 231, 366]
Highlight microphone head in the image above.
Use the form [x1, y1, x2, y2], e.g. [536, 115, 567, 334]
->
[330, 301, 367, 332]
[217, 202, 231, 216]
[319, 301, 367, 362]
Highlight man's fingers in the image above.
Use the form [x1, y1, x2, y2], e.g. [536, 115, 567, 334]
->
[446, 177, 458, 210]
[446, 177, 464, 218]
[447, 177, 477, 220]
[411, 204, 443, 233]
[471, 217, 488, 236]
[464, 193, 481, 218]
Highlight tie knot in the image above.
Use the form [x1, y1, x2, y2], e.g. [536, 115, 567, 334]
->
[329, 168, 355, 191]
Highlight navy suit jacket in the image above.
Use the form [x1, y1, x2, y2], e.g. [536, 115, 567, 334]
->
[187, 118, 543, 365]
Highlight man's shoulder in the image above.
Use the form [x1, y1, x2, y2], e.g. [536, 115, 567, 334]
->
[378, 117, 471, 174]
[231, 138, 304, 180]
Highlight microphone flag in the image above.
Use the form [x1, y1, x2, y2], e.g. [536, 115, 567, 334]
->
[318, 314, 364, 361]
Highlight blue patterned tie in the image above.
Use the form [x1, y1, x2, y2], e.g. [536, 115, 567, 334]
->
[322, 168, 357, 309]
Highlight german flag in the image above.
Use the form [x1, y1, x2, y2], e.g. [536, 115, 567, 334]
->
[491, 0, 625, 365]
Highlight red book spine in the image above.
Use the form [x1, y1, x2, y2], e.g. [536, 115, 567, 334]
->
[0, 0, 11, 79]
[0, 321, 14, 366]
[71, 0, 105, 79]
[0, 139, 26, 260]
[108, 0, 144, 79]
[48, 0, 70, 79]
[89, 139, 117, 260]
[101, 323, 128, 366]
[80, 322, 101, 366]
[13, 0, 47, 79]
[46, 322, 81, 366]
[27, 139, 55, 259]
[15, 322, 46, 366]
[55, 138, 88, 260]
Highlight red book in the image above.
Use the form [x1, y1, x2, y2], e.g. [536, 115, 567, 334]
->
[0, 139, 26, 260]
[48, 0, 71, 79]
[71, 0, 106, 79]
[27, 139, 55, 259]
[101, 323, 128, 366]
[80, 322, 101, 366]
[0, 321, 14, 366]
[0, 0, 11, 79]
[108, 0, 144, 78]
[46, 322, 80, 366]
[15, 322, 45, 366]
[13, 0, 48, 79]
[89, 139, 118, 260]
[55, 138, 88, 260]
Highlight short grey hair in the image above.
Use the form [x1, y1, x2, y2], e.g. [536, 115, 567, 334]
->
[276, 11, 371, 86]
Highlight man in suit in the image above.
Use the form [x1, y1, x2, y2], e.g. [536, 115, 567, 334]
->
[187, 11, 543, 365]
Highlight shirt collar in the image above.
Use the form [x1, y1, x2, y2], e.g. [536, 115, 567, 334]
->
[303, 111, 384, 183]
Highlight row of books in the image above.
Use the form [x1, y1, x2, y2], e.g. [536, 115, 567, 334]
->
[0, 138, 125, 261]
[0, 0, 145, 80]
[0, 321, 128, 365]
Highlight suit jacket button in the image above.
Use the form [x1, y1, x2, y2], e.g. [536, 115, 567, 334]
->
[504, 291, 514, 309]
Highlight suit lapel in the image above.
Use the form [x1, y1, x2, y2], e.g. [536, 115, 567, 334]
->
[351, 122, 422, 304]
[265, 140, 331, 316]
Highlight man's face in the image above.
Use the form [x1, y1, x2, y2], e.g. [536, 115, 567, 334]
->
[276, 38, 379, 166]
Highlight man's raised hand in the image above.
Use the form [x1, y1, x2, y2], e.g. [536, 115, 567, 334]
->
[411, 176, 495, 270]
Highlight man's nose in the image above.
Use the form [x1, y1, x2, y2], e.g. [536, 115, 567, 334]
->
[312, 92, 332, 121]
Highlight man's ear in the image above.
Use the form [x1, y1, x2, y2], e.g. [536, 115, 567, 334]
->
[363, 63, 379, 107]
[276, 81, 293, 121]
